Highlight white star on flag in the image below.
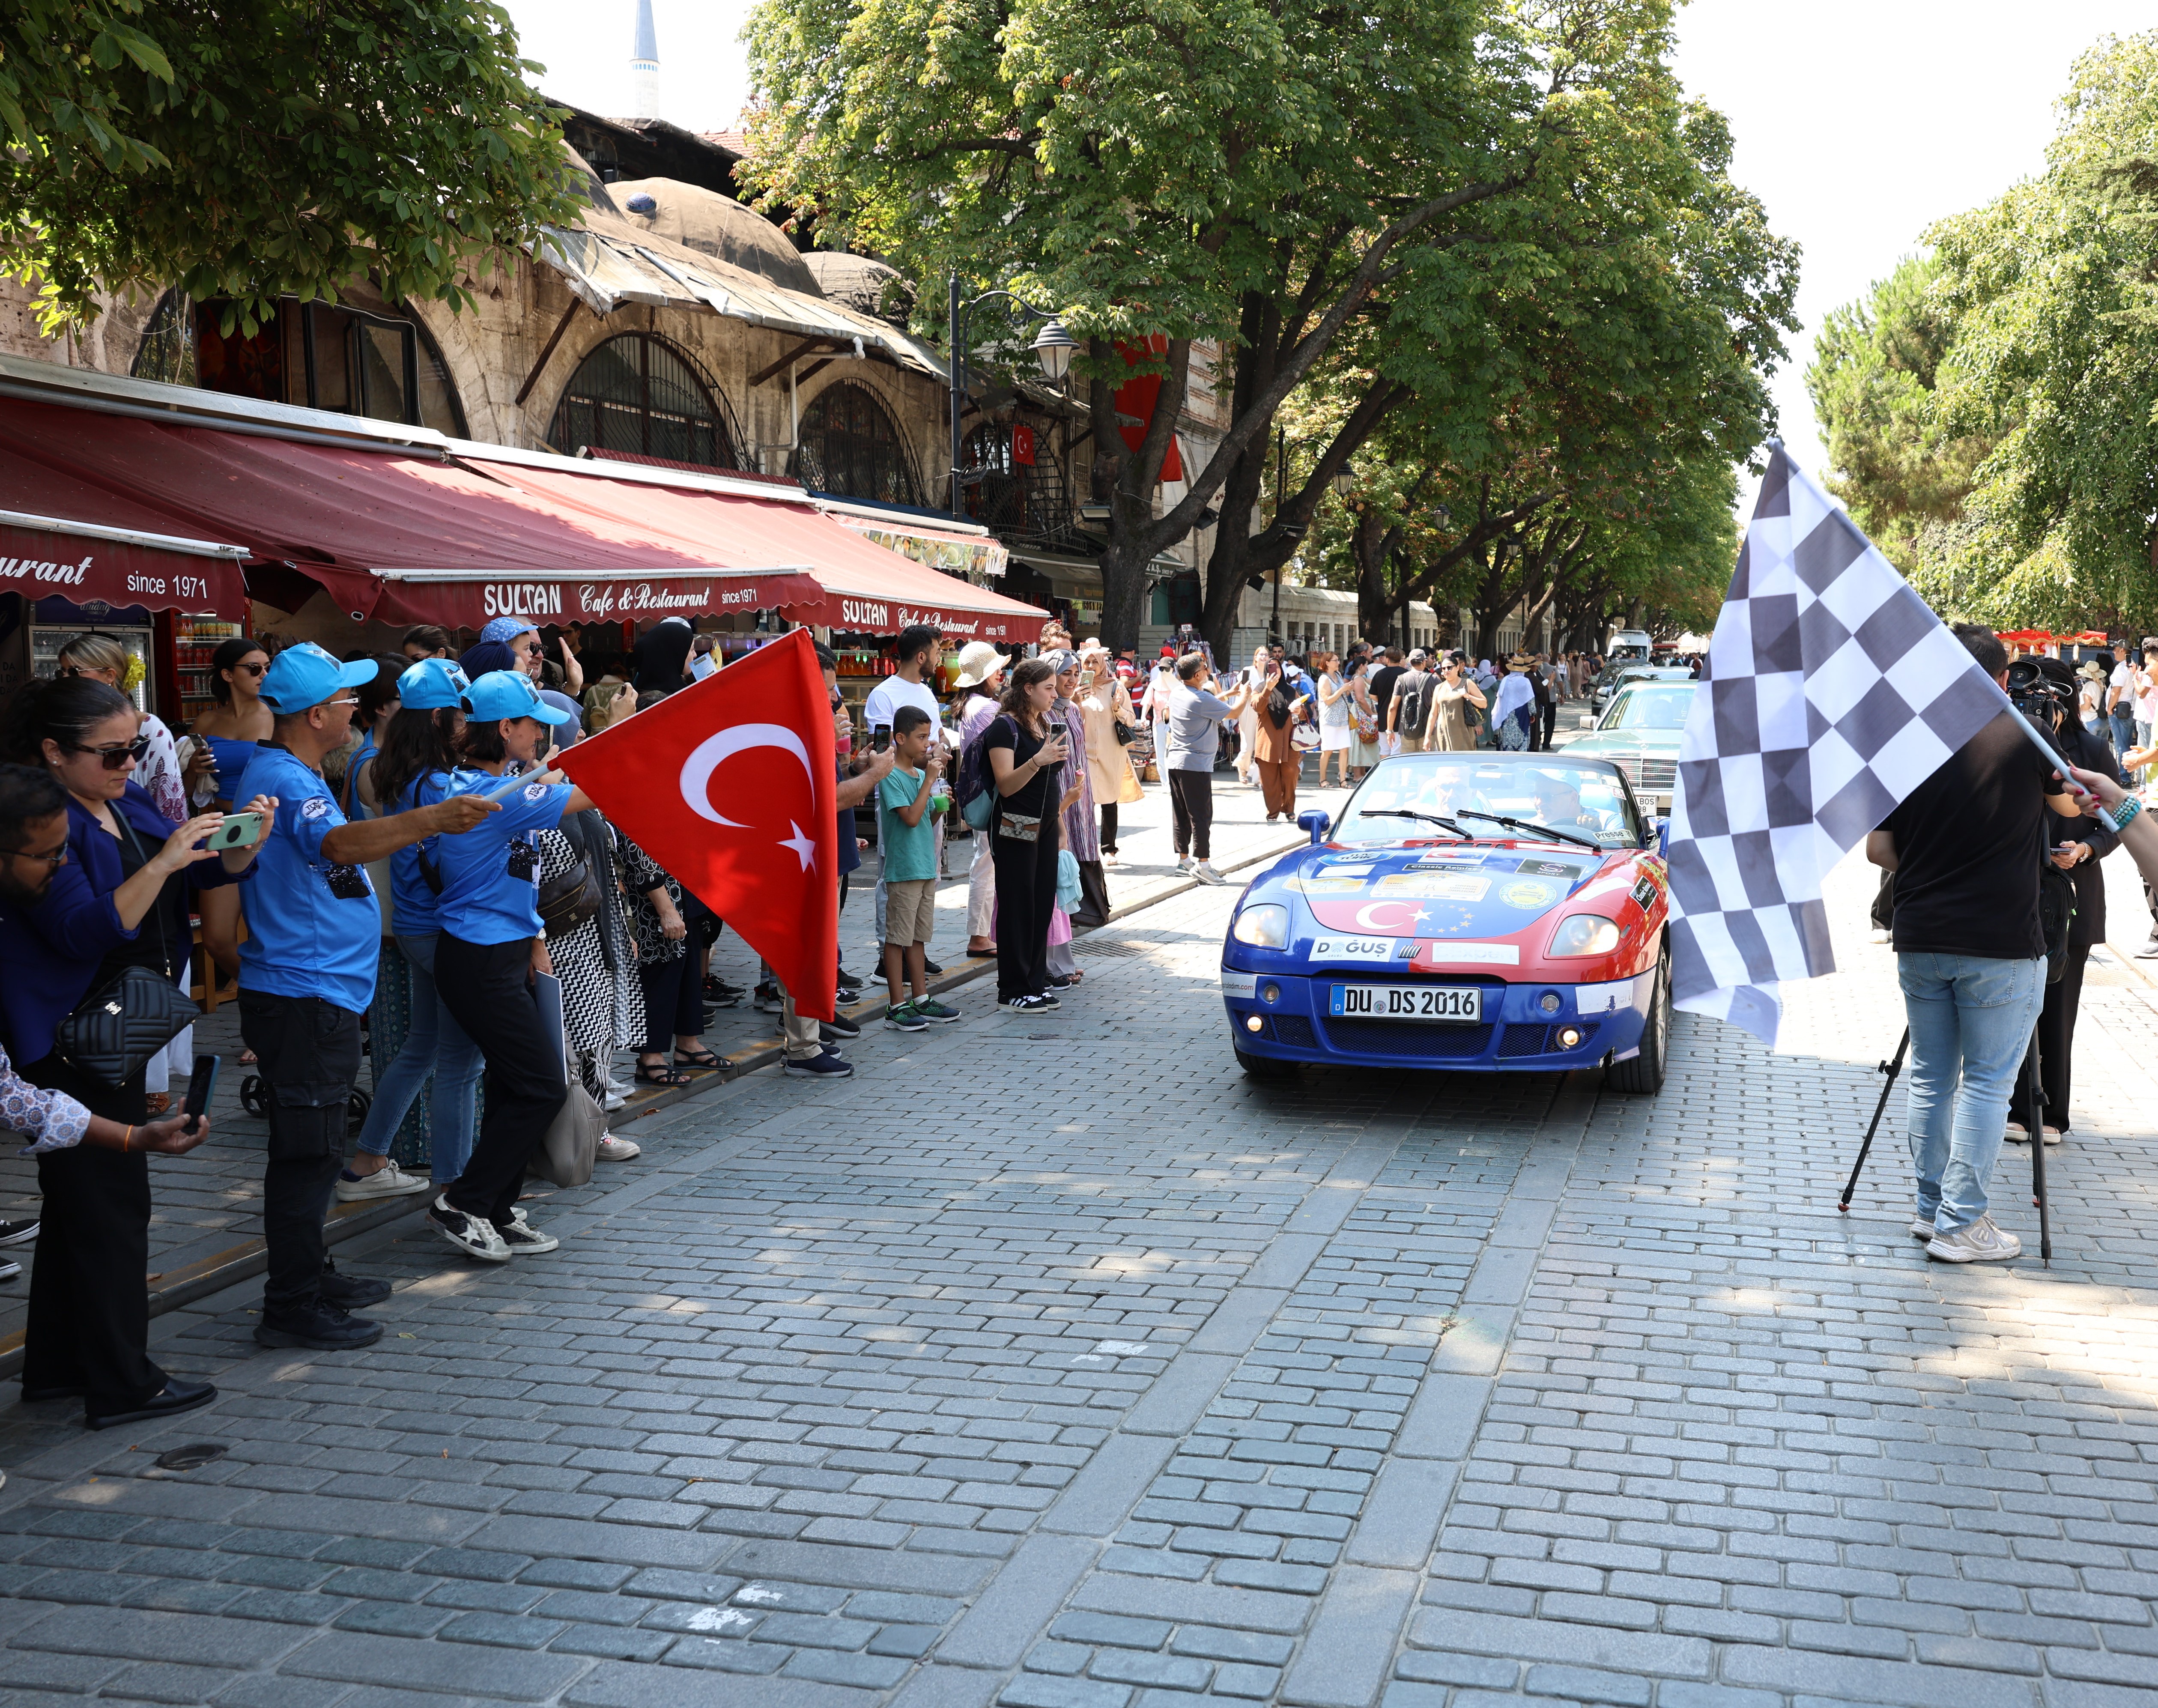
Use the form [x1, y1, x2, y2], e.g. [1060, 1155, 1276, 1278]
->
[780, 821, 817, 871]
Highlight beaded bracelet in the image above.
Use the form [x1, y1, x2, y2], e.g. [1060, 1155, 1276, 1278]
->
[2113, 795, 2144, 834]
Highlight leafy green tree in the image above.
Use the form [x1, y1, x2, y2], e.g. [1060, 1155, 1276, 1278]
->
[746, 0, 1794, 654]
[1913, 30, 2158, 630]
[0, 0, 579, 332]
[1806, 256, 1987, 573]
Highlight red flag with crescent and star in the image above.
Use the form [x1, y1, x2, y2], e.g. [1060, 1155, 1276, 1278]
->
[554, 627, 839, 1021]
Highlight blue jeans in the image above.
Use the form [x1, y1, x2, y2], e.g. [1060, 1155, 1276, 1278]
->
[2109, 710, 2135, 759]
[1900, 952, 2045, 1230]
[354, 932, 481, 1181]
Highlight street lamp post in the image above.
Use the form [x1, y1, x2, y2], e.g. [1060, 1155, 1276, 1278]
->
[947, 277, 1076, 526]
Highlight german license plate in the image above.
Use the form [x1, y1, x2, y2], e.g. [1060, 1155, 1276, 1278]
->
[1329, 984, 1482, 1021]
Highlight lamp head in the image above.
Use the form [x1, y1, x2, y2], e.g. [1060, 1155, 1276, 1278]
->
[1031, 318, 1078, 381]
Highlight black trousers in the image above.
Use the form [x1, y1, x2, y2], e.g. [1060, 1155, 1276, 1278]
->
[436, 934, 567, 1227]
[639, 952, 702, 1050]
[21, 1054, 162, 1410]
[1539, 701, 1557, 749]
[2039, 943, 2090, 1131]
[992, 824, 1060, 999]
[1168, 769, 1214, 860]
[239, 991, 362, 1315]
[1100, 803, 1119, 852]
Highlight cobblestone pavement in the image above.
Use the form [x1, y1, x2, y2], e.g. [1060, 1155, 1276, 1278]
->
[5, 808, 2158, 1707]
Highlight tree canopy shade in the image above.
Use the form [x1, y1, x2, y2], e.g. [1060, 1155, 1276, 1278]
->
[1816, 31, 2158, 633]
[744, 0, 1795, 655]
[0, 0, 582, 334]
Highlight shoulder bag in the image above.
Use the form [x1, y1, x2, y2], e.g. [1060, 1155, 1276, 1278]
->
[538, 840, 605, 939]
[54, 815, 201, 1086]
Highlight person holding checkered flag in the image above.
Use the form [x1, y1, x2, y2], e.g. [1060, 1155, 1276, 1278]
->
[1666, 444, 2083, 1262]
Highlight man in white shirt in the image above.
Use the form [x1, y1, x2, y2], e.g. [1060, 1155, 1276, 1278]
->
[864, 624, 947, 960]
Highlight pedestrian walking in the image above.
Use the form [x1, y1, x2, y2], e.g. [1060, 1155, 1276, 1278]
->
[1345, 656, 1380, 779]
[1314, 651, 1353, 788]
[1389, 650, 1433, 755]
[986, 658, 1070, 1012]
[1491, 657, 1535, 749]
[234, 645, 498, 1344]
[1250, 657, 1308, 822]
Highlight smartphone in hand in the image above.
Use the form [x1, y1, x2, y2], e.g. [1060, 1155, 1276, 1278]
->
[182, 1053, 220, 1134]
[206, 812, 266, 851]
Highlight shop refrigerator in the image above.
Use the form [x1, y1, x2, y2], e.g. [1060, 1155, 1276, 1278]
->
[0, 595, 156, 713]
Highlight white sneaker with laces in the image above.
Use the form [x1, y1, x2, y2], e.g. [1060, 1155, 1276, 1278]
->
[597, 1133, 641, 1161]
[429, 1196, 509, 1263]
[1193, 861, 1228, 885]
[1925, 1215, 2022, 1263]
[334, 1160, 432, 1202]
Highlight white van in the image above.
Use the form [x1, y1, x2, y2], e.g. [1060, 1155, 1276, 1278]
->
[1609, 629, 1654, 661]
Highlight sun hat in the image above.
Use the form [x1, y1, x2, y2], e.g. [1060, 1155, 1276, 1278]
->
[258, 642, 378, 714]
[466, 669, 572, 726]
[949, 640, 1012, 689]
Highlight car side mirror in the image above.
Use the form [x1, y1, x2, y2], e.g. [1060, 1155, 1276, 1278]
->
[1649, 816, 1669, 855]
[1297, 809, 1330, 845]
[1578, 713, 1594, 729]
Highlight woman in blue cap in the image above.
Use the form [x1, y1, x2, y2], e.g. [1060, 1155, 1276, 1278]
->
[337, 657, 486, 1201]
[426, 669, 600, 1264]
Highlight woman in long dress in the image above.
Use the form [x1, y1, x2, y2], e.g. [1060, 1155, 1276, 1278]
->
[1075, 645, 1140, 865]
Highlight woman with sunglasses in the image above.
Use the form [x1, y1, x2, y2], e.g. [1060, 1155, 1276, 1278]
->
[0, 680, 272, 1427]
[182, 638, 273, 991]
[55, 633, 200, 824]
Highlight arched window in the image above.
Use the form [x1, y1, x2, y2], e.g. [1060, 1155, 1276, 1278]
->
[548, 333, 737, 469]
[794, 382, 921, 506]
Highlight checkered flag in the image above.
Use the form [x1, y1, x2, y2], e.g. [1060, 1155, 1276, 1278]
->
[1666, 445, 2011, 1046]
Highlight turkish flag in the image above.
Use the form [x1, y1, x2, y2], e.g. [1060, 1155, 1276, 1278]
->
[555, 628, 839, 1020]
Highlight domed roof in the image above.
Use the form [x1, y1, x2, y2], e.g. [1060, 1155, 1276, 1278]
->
[607, 178, 820, 296]
[802, 252, 915, 327]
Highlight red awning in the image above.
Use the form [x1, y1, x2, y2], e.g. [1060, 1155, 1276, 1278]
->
[0, 397, 822, 626]
[0, 395, 1048, 639]
[478, 461, 1049, 643]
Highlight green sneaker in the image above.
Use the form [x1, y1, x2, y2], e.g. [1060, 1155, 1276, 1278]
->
[884, 1000, 929, 1032]
[915, 997, 961, 1024]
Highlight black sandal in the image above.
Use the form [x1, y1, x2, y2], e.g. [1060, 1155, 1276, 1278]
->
[673, 1046, 722, 1071]
[636, 1061, 691, 1087]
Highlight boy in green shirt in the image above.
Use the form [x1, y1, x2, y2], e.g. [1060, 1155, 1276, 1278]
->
[878, 706, 961, 1029]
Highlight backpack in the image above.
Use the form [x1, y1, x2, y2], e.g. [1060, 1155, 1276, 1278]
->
[957, 715, 1001, 830]
[1396, 672, 1430, 736]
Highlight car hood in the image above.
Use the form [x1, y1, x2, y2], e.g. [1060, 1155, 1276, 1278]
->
[1565, 728, 1682, 758]
[1257, 840, 1617, 940]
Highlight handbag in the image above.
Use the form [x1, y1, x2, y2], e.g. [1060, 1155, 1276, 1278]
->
[1352, 706, 1379, 742]
[537, 846, 604, 939]
[1113, 720, 1136, 746]
[998, 811, 1044, 842]
[530, 1081, 604, 1188]
[54, 816, 200, 1087]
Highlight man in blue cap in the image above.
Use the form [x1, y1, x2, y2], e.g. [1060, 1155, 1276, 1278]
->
[234, 643, 499, 1352]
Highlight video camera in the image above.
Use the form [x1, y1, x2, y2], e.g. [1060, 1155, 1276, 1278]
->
[2005, 657, 2077, 732]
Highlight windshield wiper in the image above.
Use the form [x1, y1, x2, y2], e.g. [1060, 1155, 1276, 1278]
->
[1454, 809, 1602, 853]
[1360, 809, 1471, 839]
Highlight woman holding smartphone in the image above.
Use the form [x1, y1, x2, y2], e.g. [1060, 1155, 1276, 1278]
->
[985, 658, 1070, 1013]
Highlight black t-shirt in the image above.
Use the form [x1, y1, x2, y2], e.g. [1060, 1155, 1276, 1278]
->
[1370, 665, 1406, 727]
[1882, 711, 2062, 959]
[985, 715, 1059, 818]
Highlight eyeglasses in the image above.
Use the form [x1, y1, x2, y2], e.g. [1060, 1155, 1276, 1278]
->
[0, 844, 67, 870]
[66, 734, 152, 770]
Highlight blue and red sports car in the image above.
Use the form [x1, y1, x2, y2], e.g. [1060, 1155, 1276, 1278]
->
[1220, 752, 1673, 1092]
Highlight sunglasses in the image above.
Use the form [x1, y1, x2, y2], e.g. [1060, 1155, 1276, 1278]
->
[233, 660, 268, 676]
[519, 641, 545, 657]
[67, 734, 152, 770]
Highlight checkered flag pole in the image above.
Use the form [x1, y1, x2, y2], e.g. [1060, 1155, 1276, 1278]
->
[1666, 444, 2017, 1046]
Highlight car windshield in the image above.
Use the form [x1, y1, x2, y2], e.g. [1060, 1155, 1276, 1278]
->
[1333, 755, 1642, 848]
[1600, 683, 1695, 731]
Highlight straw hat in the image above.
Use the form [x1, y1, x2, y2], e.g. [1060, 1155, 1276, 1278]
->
[949, 639, 1012, 689]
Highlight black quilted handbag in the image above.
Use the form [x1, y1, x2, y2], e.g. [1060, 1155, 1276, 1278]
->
[55, 964, 201, 1087]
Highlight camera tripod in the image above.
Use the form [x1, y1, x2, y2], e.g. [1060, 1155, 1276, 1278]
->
[1836, 1024, 2052, 1266]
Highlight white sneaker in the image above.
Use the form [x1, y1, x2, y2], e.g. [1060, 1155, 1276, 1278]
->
[1910, 1216, 1937, 1240]
[428, 1196, 509, 1263]
[1175, 857, 1196, 874]
[1926, 1215, 2022, 1263]
[1192, 861, 1228, 885]
[496, 1208, 559, 1255]
[597, 1133, 641, 1161]
[601, 1087, 628, 1113]
[334, 1160, 432, 1202]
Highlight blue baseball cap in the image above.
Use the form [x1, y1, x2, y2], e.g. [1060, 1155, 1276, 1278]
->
[258, 642, 378, 714]
[466, 669, 572, 726]
[481, 616, 540, 645]
[398, 657, 471, 711]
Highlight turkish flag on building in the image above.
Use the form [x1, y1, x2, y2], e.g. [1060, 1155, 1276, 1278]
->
[555, 627, 839, 1020]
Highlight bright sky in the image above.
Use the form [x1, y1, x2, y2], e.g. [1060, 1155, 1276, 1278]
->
[503, 0, 2151, 510]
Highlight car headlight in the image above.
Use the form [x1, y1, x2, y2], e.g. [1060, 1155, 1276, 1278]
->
[1230, 902, 1290, 949]
[1549, 914, 1622, 957]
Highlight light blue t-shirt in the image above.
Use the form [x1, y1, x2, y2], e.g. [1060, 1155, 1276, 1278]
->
[386, 768, 472, 937]
[234, 744, 380, 1013]
[878, 766, 939, 882]
[433, 772, 573, 945]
